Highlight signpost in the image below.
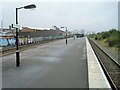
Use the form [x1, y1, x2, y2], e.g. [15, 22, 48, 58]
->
[12, 24, 21, 29]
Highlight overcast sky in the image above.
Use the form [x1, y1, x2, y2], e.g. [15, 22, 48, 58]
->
[0, 0, 119, 33]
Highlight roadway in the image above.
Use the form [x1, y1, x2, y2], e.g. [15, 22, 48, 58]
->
[2, 38, 88, 88]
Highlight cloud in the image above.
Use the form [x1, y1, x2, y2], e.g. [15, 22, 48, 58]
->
[0, 0, 119, 2]
[2, 2, 118, 32]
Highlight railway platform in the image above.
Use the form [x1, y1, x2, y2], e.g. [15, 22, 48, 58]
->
[86, 38, 111, 88]
[1, 37, 112, 89]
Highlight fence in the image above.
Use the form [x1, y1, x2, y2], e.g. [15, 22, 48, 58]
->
[0, 35, 65, 52]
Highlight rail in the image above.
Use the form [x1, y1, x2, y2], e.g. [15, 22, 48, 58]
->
[88, 37, 120, 90]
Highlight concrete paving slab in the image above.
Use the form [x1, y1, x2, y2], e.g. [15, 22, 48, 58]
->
[86, 37, 111, 89]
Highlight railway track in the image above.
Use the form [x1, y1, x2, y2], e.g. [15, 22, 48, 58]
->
[88, 38, 120, 90]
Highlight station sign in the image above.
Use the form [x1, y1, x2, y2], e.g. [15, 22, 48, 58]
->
[12, 24, 21, 29]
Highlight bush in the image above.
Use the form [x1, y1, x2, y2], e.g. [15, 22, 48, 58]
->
[109, 29, 117, 34]
[106, 31, 120, 47]
[95, 37, 98, 40]
[89, 29, 120, 48]
[101, 31, 110, 39]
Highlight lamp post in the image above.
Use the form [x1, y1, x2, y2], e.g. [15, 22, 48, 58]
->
[61, 27, 67, 44]
[15, 4, 36, 67]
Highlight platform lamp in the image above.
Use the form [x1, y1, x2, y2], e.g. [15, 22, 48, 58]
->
[15, 4, 36, 67]
[60, 27, 68, 44]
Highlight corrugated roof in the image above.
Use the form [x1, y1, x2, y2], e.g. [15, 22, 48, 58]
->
[23, 27, 51, 30]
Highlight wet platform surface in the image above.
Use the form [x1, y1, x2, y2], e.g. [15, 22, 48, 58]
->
[2, 38, 88, 88]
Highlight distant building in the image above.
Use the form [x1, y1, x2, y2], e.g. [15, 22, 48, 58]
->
[0, 26, 70, 46]
[52, 25, 61, 31]
[81, 30, 85, 34]
[19, 27, 65, 38]
[75, 34, 84, 38]
[1, 25, 15, 38]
